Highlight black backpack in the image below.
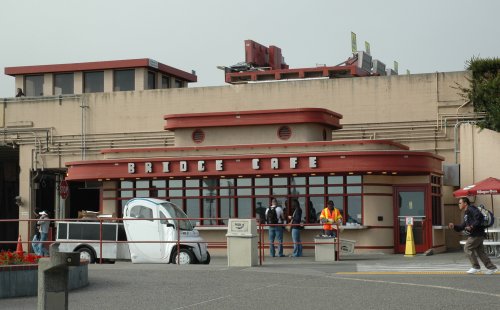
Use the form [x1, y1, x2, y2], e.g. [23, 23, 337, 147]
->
[266, 207, 279, 224]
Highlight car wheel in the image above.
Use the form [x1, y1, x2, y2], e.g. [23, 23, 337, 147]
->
[77, 247, 96, 264]
[203, 252, 211, 264]
[172, 248, 194, 265]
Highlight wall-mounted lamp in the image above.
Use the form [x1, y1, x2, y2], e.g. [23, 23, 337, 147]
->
[15, 196, 23, 207]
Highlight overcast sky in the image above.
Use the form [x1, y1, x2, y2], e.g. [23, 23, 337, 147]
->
[1, 0, 499, 98]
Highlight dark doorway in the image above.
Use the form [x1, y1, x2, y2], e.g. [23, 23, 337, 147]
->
[68, 181, 100, 218]
[0, 146, 19, 251]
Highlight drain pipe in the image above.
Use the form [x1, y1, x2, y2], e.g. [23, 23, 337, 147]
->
[454, 120, 477, 164]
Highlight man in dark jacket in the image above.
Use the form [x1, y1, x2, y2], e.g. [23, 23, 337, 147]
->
[448, 197, 497, 274]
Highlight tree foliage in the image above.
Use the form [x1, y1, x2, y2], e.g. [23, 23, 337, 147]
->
[458, 57, 500, 132]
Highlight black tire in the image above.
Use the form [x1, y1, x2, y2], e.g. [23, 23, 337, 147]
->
[202, 251, 211, 265]
[171, 248, 195, 265]
[77, 247, 96, 264]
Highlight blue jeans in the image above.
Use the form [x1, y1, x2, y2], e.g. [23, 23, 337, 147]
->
[40, 232, 49, 256]
[291, 228, 302, 257]
[269, 226, 284, 257]
[32, 234, 41, 255]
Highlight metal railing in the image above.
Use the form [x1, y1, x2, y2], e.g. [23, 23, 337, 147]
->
[0, 217, 341, 265]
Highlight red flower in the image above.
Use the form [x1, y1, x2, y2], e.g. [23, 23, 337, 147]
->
[0, 250, 41, 266]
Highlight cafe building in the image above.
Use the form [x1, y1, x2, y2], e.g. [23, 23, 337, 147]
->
[65, 108, 445, 254]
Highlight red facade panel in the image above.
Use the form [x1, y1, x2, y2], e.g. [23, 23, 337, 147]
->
[66, 151, 443, 181]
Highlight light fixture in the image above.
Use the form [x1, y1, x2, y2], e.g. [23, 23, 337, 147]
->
[382, 172, 387, 175]
[367, 172, 372, 174]
[15, 196, 23, 207]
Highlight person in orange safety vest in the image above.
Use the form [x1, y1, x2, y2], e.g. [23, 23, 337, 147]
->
[319, 200, 342, 237]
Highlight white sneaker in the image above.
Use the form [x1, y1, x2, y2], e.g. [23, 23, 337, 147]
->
[466, 268, 481, 274]
[485, 268, 498, 275]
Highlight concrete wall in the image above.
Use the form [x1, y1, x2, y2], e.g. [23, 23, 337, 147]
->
[459, 124, 500, 209]
[3, 71, 469, 136]
[0, 264, 88, 299]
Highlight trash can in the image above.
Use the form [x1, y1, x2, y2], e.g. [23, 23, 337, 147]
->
[314, 236, 337, 262]
[226, 219, 258, 267]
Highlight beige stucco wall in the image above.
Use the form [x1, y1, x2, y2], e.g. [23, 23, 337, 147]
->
[459, 124, 500, 209]
[3, 71, 470, 143]
[175, 124, 330, 146]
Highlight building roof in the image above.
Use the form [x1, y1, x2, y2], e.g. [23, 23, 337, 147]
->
[4, 58, 197, 82]
[164, 108, 343, 130]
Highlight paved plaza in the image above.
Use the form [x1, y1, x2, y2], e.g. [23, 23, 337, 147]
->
[1, 251, 499, 310]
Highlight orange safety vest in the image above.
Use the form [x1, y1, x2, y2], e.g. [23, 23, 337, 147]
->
[320, 207, 342, 231]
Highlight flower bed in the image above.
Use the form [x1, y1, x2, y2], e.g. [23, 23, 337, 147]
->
[0, 251, 89, 299]
[0, 250, 41, 266]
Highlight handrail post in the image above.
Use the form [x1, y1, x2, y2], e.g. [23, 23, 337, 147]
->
[99, 219, 103, 264]
[176, 218, 180, 264]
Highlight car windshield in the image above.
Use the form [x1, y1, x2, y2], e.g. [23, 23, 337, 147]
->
[160, 202, 194, 231]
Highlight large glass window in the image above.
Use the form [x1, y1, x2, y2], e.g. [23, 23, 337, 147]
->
[120, 181, 134, 209]
[431, 175, 442, 225]
[147, 71, 156, 90]
[152, 180, 166, 198]
[114, 69, 135, 91]
[54, 73, 74, 95]
[84, 71, 104, 93]
[174, 79, 183, 88]
[111, 175, 363, 226]
[25, 75, 44, 96]
[161, 75, 171, 88]
[135, 180, 150, 197]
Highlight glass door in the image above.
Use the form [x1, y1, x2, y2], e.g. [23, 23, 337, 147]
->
[394, 186, 430, 253]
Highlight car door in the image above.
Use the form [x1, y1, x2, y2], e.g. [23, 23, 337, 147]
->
[124, 203, 162, 262]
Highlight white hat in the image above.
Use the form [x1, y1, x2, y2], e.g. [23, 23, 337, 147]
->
[39, 211, 48, 215]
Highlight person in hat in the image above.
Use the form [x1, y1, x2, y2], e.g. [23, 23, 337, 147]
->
[320, 200, 342, 237]
[37, 211, 51, 256]
[448, 197, 497, 274]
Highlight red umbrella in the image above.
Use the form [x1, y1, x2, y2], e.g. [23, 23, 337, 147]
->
[453, 177, 500, 214]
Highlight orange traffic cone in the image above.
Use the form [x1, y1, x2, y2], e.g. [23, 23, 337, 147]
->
[16, 235, 24, 254]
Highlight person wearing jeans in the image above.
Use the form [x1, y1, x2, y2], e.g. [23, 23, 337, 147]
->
[288, 199, 303, 257]
[448, 197, 497, 275]
[37, 211, 50, 256]
[266, 198, 285, 257]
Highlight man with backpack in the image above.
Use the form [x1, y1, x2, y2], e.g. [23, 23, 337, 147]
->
[448, 197, 497, 274]
[266, 198, 285, 257]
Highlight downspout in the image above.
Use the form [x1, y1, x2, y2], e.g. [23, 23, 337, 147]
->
[80, 96, 88, 160]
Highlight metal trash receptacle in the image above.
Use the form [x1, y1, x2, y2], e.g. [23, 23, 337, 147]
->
[314, 236, 336, 262]
[226, 219, 258, 267]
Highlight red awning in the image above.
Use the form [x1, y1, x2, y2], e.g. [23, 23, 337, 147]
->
[453, 177, 500, 197]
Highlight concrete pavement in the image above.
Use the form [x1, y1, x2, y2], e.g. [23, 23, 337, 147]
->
[1, 251, 499, 310]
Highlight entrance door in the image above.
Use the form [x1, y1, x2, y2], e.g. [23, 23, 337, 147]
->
[394, 186, 430, 253]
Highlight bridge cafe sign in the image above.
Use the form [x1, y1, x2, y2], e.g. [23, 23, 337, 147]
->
[126, 156, 318, 175]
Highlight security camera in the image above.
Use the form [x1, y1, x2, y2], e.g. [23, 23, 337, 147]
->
[15, 196, 23, 207]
